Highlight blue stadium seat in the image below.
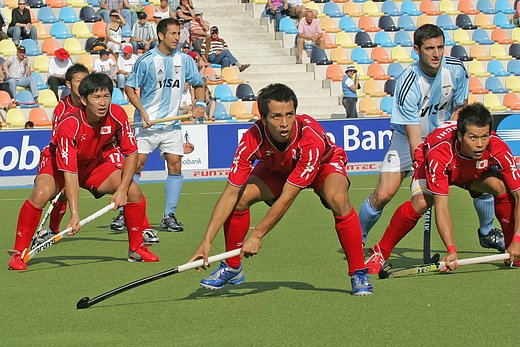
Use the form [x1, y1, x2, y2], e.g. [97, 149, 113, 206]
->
[50, 22, 73, 39]
[450, 45, 473, 61]
[384, 79, 396, 96]
[79, 6, 101, 22]
[375, 31, 397, 47]
[378, 16, 399, 32]
[394, 30, 413, 47]
[235, 83, 256, 101]
[507, 59, 520, 76]
[494, 12, 515, 29]
[121, 24, 132, 38]
[214, 102, 232, 120]
[339, 16, 361, 32]
[510, 44, 520, 59]
[485, 76, 509, 93]
[111, 88, 128, 105]
[59, 6, 81, 23]
[87, 0, 100, 6]
[487, 60, 510, 77]
[310, 48, 332, 65]
[27, 0, 46, 8]
[402, 0, 422, 16]
[15, 90, 38, 108]
[495, 0, 515, 14]
[437, 14, 458, 30]
[442, 29, 456, 46]
[388, 62, 404, 78]
[456, 14, 477, 30]
[351, 47, 374, 64]
[398, 15, 417, 31]
[472, 28, 494, 45]
[323, 2, 344, 18]
[31, 71, 49, 90]
[279, 17, 298, 34]
[382, 1, 402, 16]
[38, 6, 59, 23]
[355, 32, 376, 48]
[21, 39, 42, 56]
[380, 96, 393, 114]
[411, 49, 419, 60]
[214, 85, 238, 102]
[476, 0, 495, 14]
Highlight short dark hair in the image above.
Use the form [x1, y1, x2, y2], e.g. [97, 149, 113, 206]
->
[156, 18, 179, 37]
[457, 103, 492, 136]
[65, 64, 89, 82]
[137, 11, 147, 20]
[78, 73, 114, 99]
[257, 83, 298, 119]
[414, 24, 444, 48]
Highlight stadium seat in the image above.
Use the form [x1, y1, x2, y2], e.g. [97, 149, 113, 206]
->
[351, 47, 373, 64]
[64, 38, 87, 55]
[29, 108, 52, 126]
[450, 45, 473, 61]
[16, 90, 38, 108]
[475, 13, 496, 29]
[47, 0, 67, 8]
[512, 28, 520, 43]
[42, 37, 61, 55]
[0, 91, 12, 109]
[339, 16, 361, 32]
[469, 76, 489, 94]
[363, 80, 386, 97]
[387, 62, 404, 78]
[509, 44, 520, 59]
[494, 13, 515, 29]
[230, 101, 254, 121]
[371, 47, 393, 64]
[27, 0, 46, 8]
[391, 46, 414, 63]
[355, 31, 376, 47]
[33, 55, 49, 72]
[342, 2, 363, 17]
[121, 103, 135, 122]
[111, 88, 128, 105]
[29, 8, 39, 23]
[203, 67, 223, 85]
[398, 15, 417, 31]
[39, 89, 59, 107]
[20, 39, 42, 56]
[31, 71, 48, 90]
[213, 102, 232, 121]
[324, 2, 344, 17]
[491, 28, 513, 45]
[335, 32, 357, 48]
[437, 14, 458, 30]
[458, 0, 479, 15]
[375, 31, 396, 47]
[456, 14, 477, 30]
[59, 6, 81, 23]
[467, 93, 480, 105]
[382, 1, 402, 16]
[470, 44, 492, 61]
[417, 14, 433, 27]
[453, 28, 475, 45]
[326, 64, 344, 81]
[504, 93, 520, 110]
[68, 0, 89, 8]
[490, 43, 512, 60]
[251, 100, 260, 119]
[331, 48, 353, 64]
[359, 98, 383, 116]
[88, 0, 101, 6]
[468, 60, 490, 77]
[363, 1, 383, 17]
[354, 63, 370, 81]
[485, 76, 509, 93]
[505, 76, 520, 92]
[483, 94, 506, 111]
[222, 67, 244, 84]
[439, 0, 460, 15]
[33, 22, 51, 39]
[5, 0, 18, 8]
[411, 49, 419, 61]
[235, 83, 256, 101]
[6, 109, 27, 128]
[476, 0, 495, 14]
[51, 22, 73, 39]
[507, 59, 520, 76]
[121, 24, 132, 38]
[322, 33, 337, 49]
[37, 6, 59, 23]
[214, 85, 238, 102]
[92, 21, 108, 38]
[380, 96, 393, 114]
[378, 16, 399, 32]
[394, 30, 413, 47]
[72, 21, 95, 39]
[358, 15, 380, 32]
[367, 62, 391, 80]
[472, 28, 494, 45]
[384, 79, 396, 95]
[420, 0, 441, 16]
[143, 5, 156, 22]
[495, 0, 515, 14]
[77, 53, 94, 71]
[442, 29, 456, 46]
[305, 2, 323, 18]
[402, 0, 422, 16]
[321, 17, 341, 33]
[310, 48, 332, 65]
[79, 6, 101, 23]
[278, 17, 298, 34]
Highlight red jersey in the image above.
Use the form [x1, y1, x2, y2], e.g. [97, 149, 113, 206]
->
[41, 95, 80, 158]
[414, 121, 520, 195]
[52, 104, 137, 173]
[228, 114, 345, 188]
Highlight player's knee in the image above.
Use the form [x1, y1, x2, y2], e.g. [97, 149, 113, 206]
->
[30, 189, 53, 208]
[372, 189, 395, 209]
[127, 182, 143, 203]
[411, 193, 431, 215]
[326, 192, 351, 215]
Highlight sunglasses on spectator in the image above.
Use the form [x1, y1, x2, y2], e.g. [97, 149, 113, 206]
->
[19, 2, 26, 4]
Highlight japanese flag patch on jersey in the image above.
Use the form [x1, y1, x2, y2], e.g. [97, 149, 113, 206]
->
[100, 126, 112, 135]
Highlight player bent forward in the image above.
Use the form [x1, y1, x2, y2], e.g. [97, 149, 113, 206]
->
[189, 84, 373, 296]
[8, 73, 159, 271]
[365, 103, 520, 274]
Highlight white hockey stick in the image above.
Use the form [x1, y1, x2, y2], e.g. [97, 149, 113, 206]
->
[30, 191, 64, 250]
[131, 114, 192, 128]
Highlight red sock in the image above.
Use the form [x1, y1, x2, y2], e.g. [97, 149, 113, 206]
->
[494, 193, 515, 247]
[224, 209, 250, 268]
[49, 199, 67, 233]
[14, 200, 43, 252]
[142, 214, 151, 230]
[379, 200, 422, 259]
[124, 196, 146, 251]
[335, 209, 365, 276]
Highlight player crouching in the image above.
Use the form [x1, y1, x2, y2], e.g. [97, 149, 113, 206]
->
[8, 73, 159, 270]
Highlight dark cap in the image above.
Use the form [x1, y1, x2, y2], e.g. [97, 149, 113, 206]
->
[17, 45, 26, 52]
[182, 42, 190, 49]
[210, 26, 218, 34]
[137, 11, 147, 20]
[99, 49, 110, 56]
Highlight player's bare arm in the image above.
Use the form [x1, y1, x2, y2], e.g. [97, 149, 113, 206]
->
[125, 86, 152, 127]
[405, 124, 422, 161]
[64, 172, 81, 235]
[193, 84, 206, 118]
[433, 194, 458, 271]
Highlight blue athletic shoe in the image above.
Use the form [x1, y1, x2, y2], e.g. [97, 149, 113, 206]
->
[351, 269, 373, 296]
[478, 228, 505, 253]
[200, 261, 245, 290]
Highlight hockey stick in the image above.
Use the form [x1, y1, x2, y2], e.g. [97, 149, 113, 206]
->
[30, 191, 64, 250]
[131, 114, 193, 129]
[76, 248, 241, 309]
[22, 202, 116, 264]
[423, 207, 432, 263]
[379, 253, 510, 279]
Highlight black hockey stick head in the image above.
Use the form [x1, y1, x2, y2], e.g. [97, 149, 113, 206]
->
[76, 297, 91, 310]
[378, 263, 392, 279]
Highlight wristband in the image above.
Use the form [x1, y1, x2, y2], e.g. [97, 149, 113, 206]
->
[195, 100, 206, 108]
[447, 245, 457, 253]
[513, 234, 520, 244]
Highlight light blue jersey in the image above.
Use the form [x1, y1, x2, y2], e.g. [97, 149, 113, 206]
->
[391, 56, 469, 138]
[126, 48, 204, 129]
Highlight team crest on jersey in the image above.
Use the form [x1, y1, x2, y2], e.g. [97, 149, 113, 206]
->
[476, 159, 488, 169]
[100, 126, 112, 135]
[442, 85, 451, 97]
[157, 68, 164, 75]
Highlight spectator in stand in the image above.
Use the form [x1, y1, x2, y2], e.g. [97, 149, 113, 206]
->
[296, 9, 324, 64]
[24, 120, 33, 129]
[3, 46, 38, 103]
[189, 9, 209, 55]
[0, 58, 14, 99]
[178, 18, 190, 46]
[123, 0, 144, 28]
[117, 45, 137, 94]
[176, 0, 195, 23]
[47, 48, 73, 100]
[514, 0, 520, 27]
[265, 0, 288, 31]
[131, 11, 158, 54]
[0, 8, 9, 41]
[99, 0, 132, 27]
[181, 42, 204, 72]
[94, 49, 119, 82]
[153, 12, 162, 26]
[8, 1, 37, 46]
[202, 26, 250, 72]
[342, 65, 360, 118]
[106, 10, 127, 62]
[286, 0, 306, 19]
[155, 0, 177, 21]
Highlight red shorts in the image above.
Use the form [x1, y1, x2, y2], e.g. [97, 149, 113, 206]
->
[38, 151, 119, 196]
[251, 149, 348, 197]
[102, 143, 124, 170]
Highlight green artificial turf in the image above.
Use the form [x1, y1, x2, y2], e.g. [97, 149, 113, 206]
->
[0, 175, 518, 346]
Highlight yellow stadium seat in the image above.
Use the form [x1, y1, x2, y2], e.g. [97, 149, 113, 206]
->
[29, 108, 52, 127]
[483, 94, 506, 111]
[330, 48, 353, 64]
[305, 2, 324, 18]
[475, 13, 496, 30]
[505, 76, 520, 93]
[353, 63, 370, 81]
[512, 28, 520, 43]
[439, 0, 460, 15]
[1, 8, 12, 23]
[253, 0, 268, 3]
[222, 67, 244, 84]
[6, 108, 26, 128]
[39, 89, 59, 108]
[320, 17, 341, 33]
[343, 2, 363, 17]
[33, 22, 51, 39]
[122, 104, 135, 123]
[33, 55, 50, 72]
[490, 43, 512, 60]
[64, 38, 87, 55]
[467, 93, 481, 104]
[470, 44, 492, 61]
[77, 54, 94, 71]
[359, 98, 384, 116]
[0, 39, 17, 56]
[72, 22, 94, 39]
[391, 46, 414, 63]
[335, 32, 357, 48]
[5, 0, 18, 9]
[230, 101, 254, 120]
[68, 0, 89, 7]
[454, 28, 475, 45]
[417, 14, 433, 27]
[363, 80, 387, 97]
[363, 1, 384, 17]
[468, 60, 490, 77]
